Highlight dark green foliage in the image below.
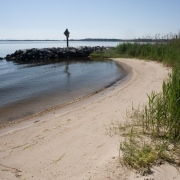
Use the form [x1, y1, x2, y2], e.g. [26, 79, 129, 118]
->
[91, 37, 180, 66]
[104, 33, 180, 170]
[114, 39, 180, 66]
[143, 64, 180, 140]
[119, 64, 180, 170]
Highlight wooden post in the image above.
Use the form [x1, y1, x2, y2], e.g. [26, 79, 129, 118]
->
[64, 29, 70, 48]
[67, 36, 69, 47]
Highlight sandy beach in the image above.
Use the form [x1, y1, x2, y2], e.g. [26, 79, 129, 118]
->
[0, 58, 179, 180]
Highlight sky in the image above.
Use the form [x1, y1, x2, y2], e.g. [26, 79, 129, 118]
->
[0, 0, 180, 40]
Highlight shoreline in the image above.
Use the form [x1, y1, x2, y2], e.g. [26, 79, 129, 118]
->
[1, 58, 178, 180]
[0, 60, 127, 130]
[0, 58, 125, 128]
[0, 60, 130, 135]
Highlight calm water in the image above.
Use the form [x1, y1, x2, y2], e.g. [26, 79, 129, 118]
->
[0, 41, 125, 126]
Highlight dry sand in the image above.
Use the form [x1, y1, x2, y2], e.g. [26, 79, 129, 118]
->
[0, 58, 179, 180]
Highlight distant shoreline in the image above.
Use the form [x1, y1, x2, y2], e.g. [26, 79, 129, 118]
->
[0, 39, 169, 43]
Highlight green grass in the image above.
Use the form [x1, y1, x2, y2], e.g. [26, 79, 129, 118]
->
[119, 131, 158, 170]
[114, 40, 180, 66]
[90, 49, 120, 58]
[142, 65, 180, 140]
[55, 154, 65, 163]
[102, 33, 180, 172]
[90, 35, 180, 66]
[118, 125, 179, 172]
[119, 64, 180, 171]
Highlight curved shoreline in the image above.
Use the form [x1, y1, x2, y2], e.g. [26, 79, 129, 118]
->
[0, 60, 128, 129]
[1, 58, 177, 180]
[0, 88, 104, 129]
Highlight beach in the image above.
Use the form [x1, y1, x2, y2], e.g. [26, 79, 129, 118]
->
[0, 58, 179, 180]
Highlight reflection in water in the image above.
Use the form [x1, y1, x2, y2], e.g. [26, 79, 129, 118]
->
[0, 57, 126, 126]
[64, 62, 71, 83]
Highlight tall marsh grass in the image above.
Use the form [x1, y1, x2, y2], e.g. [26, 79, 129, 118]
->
[101, 33, 180, 171]
[90, 32, 180, 66]
[142, 65, 180, 140]
[115, 39, 180, 66]
[118, 64, 180, 170]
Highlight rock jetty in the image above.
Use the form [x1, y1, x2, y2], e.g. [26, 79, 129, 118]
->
[5, 46, 114, 61]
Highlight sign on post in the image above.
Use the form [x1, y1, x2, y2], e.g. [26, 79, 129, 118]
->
[64, 29, 70, 47]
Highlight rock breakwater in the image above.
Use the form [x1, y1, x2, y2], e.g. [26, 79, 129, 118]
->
[5, 46, 114, 62]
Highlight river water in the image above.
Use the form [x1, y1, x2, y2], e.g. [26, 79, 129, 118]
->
[0, 41, 126, 126]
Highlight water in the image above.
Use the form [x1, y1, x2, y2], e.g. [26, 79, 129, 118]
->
[0, 41, 125, 126]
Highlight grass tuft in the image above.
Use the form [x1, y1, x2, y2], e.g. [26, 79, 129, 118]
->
[118, 64, 180, 170]
[55, 154, 65, 163]
[104, 32, 180, 172]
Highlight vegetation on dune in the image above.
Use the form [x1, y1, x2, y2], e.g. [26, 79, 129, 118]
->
[101, 33, 180, 172]
[90, 32, 180, 66]
[118, 64, 180, 171]
[115, 39, 180, 66]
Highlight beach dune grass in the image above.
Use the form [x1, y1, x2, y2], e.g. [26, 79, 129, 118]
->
[139, 64, 180, 140]
[117, 64, 180, 171]
[90, 34, 180, 66]
[102, 33, 180, 171]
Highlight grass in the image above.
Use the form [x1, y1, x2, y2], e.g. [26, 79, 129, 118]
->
[97, 142, 106, 148]
[146, 67, 180, 139]
[55, 154, 65, 163]
[90, 33, 180, 66]
[90, 49, 120, 58]
[119, 131, 158, 170]
[118, 125, 179, 172]
[100, 33, 180, 172]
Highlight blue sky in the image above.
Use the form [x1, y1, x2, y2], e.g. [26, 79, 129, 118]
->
[0, 0, 180, 40]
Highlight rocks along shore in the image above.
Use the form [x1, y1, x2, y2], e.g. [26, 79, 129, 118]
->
[4, 46, 114, 62]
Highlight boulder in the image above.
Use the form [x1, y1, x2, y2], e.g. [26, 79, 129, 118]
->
[10, 57, 16, 60]
[5, 54, 13, 60]
[4, 46, 114, 62]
